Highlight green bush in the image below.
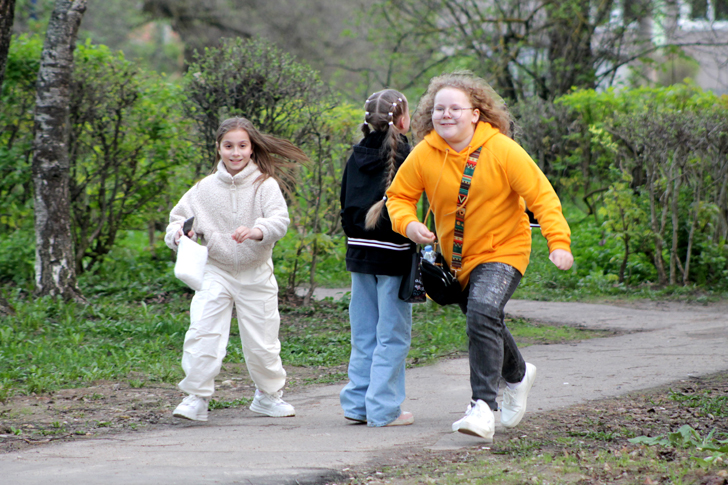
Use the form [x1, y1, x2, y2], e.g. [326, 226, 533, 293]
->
[69, 40, 193, 273]
[0, 230, 35, 288]
[0, 34, 42, 233]
[516, 85, 728, 291]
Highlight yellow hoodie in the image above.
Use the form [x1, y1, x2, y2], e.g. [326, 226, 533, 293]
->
[386, 121, 571, 288]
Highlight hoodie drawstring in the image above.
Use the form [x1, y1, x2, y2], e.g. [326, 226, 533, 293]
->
[423, 148, 450, 227]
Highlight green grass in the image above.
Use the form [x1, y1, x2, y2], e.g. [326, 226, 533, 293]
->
[209, 397, 252, 410]
[669, 389, 728, 418]
[0, 290, 189, 395]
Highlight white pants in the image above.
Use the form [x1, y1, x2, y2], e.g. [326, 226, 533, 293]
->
[178, 261, 286, 398]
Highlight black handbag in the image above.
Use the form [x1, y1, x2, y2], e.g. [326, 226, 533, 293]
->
[420, 251, 464, 305]
[398, 249, 427, 303]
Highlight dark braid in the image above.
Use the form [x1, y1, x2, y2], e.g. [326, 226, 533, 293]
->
[362, 89, 409, 230]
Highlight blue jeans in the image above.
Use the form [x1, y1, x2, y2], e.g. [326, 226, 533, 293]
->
[340, 273, 413, 426]
[465, 263, 526, 411]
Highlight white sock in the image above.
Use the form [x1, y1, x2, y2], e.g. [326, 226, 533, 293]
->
[506, 380, 521, 390]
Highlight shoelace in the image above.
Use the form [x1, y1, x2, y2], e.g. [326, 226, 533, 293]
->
[261, 392, 284, 404]
[503, 388, 517, 407]
[467, 402, 482, 418]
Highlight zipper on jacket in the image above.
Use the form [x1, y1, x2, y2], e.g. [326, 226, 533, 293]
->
[230, 180, 238, 214]
[231, 179, 239, 273]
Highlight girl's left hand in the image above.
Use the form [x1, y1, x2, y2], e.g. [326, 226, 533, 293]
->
[549, 249, 574, 270]
[232, 226, 263, 243]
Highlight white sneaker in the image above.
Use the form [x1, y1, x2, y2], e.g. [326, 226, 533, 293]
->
[501, 362, 537, 428]
[452, 400, 494, 440]
[249, 389, 296, 417]
[173, 394, 209, 421]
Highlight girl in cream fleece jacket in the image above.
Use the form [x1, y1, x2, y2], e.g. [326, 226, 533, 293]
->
[386, 72, 573, 440]
[165, 117, 308, 422]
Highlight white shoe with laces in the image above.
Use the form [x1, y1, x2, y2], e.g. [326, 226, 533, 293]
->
[501, 362, 537, 428]
[452, 399, 494, 440]
[173, 394, 209, 422]
[249, 389, 296, 417]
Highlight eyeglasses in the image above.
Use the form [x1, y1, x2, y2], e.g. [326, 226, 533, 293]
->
[431, 106, 475, 120]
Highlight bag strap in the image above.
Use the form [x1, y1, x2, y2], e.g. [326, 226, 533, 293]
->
[451, 147, 482, 272]
[422, 146, 483, 272]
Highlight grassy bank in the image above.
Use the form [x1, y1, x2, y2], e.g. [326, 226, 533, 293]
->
[339, 372, 728, 485]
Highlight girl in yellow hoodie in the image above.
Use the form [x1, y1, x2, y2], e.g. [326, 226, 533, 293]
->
[386, 72, 573, 440]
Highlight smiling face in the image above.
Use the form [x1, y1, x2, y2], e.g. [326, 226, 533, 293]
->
[218, 129, 253, 176]
[431, 87, 480, 152]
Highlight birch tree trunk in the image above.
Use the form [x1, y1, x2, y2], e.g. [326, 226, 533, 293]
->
[0, 0, 16, 88]
[32, 0, 87, 301]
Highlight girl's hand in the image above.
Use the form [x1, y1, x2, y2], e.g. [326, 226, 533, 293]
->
[406, 222, 436, 245]
[175, 227, 196, 245]
[549, 249, 574, 270]
[232, 226, 263, 243]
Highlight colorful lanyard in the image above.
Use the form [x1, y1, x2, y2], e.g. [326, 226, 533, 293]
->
[451, 147, 482, 272]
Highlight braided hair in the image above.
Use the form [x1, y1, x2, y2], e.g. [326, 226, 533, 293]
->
[362, 89, 409, 230]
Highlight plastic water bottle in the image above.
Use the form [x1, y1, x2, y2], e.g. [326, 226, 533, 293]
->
[422, 245, 436, 263]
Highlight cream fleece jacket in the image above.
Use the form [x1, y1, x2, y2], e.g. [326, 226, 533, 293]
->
[165, 161, 290, 273]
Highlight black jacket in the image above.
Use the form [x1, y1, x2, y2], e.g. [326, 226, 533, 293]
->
[340, 131, 415, 275]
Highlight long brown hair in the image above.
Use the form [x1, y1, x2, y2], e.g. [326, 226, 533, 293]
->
[213, 117, 308, 195]
[411, 71, 512, 142]
[361, 89, 409, 230]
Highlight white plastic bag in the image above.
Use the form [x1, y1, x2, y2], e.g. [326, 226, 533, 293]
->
[174, 236, 208, 291]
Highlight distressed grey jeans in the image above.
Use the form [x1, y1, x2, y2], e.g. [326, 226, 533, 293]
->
[463, 263, 526, 411]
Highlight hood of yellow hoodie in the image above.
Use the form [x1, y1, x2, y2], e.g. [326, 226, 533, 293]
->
[423, 121, 501, 156]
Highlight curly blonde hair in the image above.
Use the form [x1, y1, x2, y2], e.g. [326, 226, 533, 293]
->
[411, 71, 512, 141]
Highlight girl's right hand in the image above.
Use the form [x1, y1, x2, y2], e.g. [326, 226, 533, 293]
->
[406, 222, 436, 244]
[174, 227, 195, 245]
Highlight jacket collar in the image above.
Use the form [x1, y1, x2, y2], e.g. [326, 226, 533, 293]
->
[215, 160, 262, 186]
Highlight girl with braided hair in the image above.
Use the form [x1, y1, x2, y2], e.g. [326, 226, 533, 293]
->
[339, 89, 416, 427]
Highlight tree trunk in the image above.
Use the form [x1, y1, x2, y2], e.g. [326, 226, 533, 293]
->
[683, 180, 702, 286]
[619, 233, 630, 284]
[669, 166, 682, 285]
[647, 161, 668, 286]
[32, 0, 87, 301]
[0, 0, 16, 88]
[547, 0, 597, 98]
